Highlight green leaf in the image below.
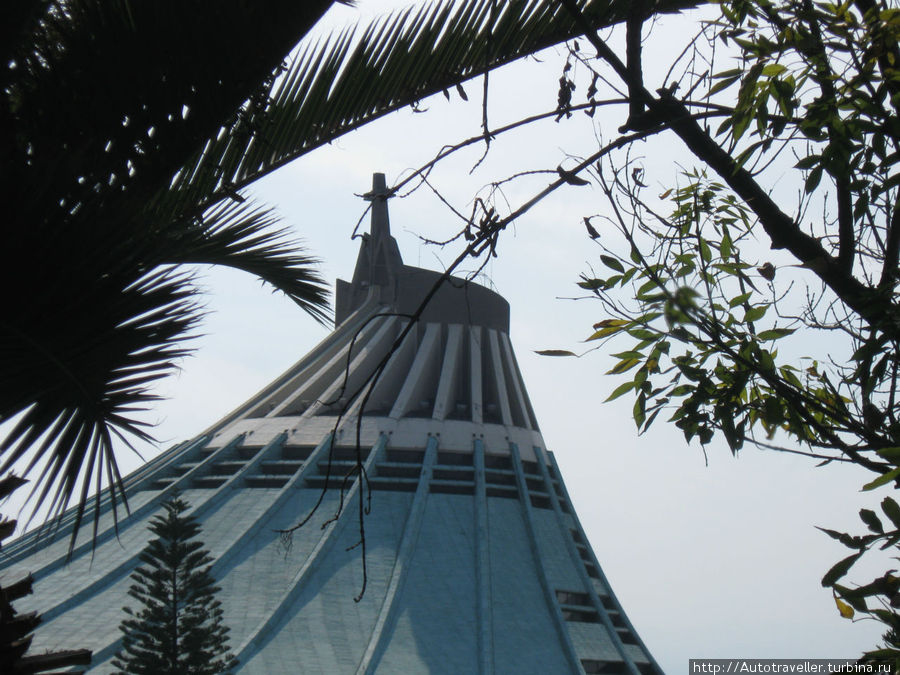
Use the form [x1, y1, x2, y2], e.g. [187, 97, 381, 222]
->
[805, 165, 823, 192]
[821, 552, 863, 587]
[699, 237, 712, 263]
[874, 173, 900, 198]
[534, 349, 576, 357]
[642, 407, 661, 431]
[779, 366, 803, 389]
[634, 366, 648, 386]
[605, 380, 636, 402]
[761, 63, 787, 76]
[630, 246, 642, 264]
[875, 447, 900, 463]
[633, 394, 646, 428]
[728, 292, 753, 308]
[611, 350, 645, 360]
[720, 229, 732, 259]
[607, 358, 641, 375]
[713, 68, 743, 79]
[707, 74, 741, 97]
[588, 319, 630, 340]
[859, 509, 884, 534]
[862, 467, 900, 491]
[636, 278, 662, 298]
[818, 527, 851, 543]
[882, 497, 900, 528]
[794, 154, 821, 170]
[756, 328, 795, 341]
[636, 311, 663, 324]
[732, 111, 752, 141]
[600, 254, 625, 273]
[627, 328, 659, 341]
[744, 305, 768, 322]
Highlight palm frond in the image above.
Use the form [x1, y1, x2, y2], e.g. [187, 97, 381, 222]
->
[0, 269, 202, 548]
[7, 0, 338, 221]
[162, 200, 331, 324]
[172, 0, 699, 212]
[2, 1, 341, 535]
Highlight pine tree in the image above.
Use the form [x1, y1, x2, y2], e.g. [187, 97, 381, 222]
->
[112, 492, 236, 675]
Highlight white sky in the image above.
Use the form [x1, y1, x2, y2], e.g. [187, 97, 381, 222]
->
[4, 1, 892, 671]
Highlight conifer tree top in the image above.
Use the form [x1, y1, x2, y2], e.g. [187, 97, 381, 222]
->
[113, 491, 236, 675]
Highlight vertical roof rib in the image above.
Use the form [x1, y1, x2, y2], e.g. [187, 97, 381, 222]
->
[2, 174, 660, 674]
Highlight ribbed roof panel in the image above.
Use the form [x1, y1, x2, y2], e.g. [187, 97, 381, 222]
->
[1, 175, 661, 674]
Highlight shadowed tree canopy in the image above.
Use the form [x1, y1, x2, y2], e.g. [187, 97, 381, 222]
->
[0, 0, 697, 544]
[0, 475, 92, 674]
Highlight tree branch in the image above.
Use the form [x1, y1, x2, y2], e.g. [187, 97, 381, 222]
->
[800, 0, 855, 274]
[624, 0, 645, 126]
[880, 193, 900, 290]
[559, 0, 887, 333]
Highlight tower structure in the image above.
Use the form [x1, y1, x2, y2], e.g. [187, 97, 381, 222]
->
[1, 175, 661, 674]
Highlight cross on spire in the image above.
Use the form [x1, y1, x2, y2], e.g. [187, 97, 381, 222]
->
[362, 172, 394, 245]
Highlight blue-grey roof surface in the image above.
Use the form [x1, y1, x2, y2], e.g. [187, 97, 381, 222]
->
[1, 175, 661, 674]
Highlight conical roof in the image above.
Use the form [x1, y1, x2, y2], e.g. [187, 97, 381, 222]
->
[1, 174, 661, 674]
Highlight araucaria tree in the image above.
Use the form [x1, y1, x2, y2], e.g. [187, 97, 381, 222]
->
[113, 494, 235, 675]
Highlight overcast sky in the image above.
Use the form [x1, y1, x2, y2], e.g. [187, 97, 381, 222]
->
[5, 1, 892, 671]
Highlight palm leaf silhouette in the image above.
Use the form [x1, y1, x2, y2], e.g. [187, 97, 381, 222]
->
[1, 0, 696, 547]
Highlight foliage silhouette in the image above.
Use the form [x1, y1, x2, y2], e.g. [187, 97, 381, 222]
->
[112, 492, 236, 675]
[534, 0, 900, 662]
[0, 474, 92, 673]
[1, 0, 694, 545]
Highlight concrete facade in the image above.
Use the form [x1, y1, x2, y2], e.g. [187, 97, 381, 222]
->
[0, 175, 661, 674]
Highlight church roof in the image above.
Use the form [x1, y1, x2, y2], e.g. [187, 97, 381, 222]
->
[1, 175, 661, 674]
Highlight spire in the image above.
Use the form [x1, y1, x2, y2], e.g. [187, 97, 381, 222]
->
[334, 173, 405, 324]
[364, 172, 393, 244]
[360, 172, 403, 285]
